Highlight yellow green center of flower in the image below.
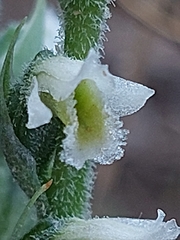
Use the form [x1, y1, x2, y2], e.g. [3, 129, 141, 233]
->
[75, 79, 106, 146]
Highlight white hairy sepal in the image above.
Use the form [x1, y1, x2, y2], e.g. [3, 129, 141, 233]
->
[26, 77, 52, 129]
[26, 49, 155, 169]
[55, 209, 180, 240]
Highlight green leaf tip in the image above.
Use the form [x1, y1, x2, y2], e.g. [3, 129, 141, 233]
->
[0, 17, 26, 98]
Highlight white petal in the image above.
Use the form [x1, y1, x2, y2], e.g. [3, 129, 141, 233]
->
[93, 116, 128, 165]
[26, 77, 53, 129]
[107, 76, 155, 117]
[35, 56, 84, 101]
[56, 209, 180, 240]
[34, 48, 154, 117]
[75, 49, 114, 94]
[76, 49, 155, 117]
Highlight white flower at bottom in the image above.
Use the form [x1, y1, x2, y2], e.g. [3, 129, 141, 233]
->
[26, 49, 155, 169]
[54, 209, 180, 240]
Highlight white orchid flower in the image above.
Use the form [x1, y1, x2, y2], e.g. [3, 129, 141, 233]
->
[55, 209, 180, 240]
[26, 49, 154, 169]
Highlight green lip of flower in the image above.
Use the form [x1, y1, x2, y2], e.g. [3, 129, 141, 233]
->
[26, 49, 155, 169]
[75, 79, 106, 146]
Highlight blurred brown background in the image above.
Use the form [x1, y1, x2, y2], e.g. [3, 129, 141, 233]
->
[1, 0, 180, 232]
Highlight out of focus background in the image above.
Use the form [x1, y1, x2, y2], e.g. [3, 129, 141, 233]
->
[1, 0, 180, 238]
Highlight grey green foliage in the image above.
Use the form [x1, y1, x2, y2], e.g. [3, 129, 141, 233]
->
[0, 24, 16, 69]
[0, 2, 54, 235]
[0, 18, 48, 219]
[0, 1, 55, 238]
[0, 153, 14, 239]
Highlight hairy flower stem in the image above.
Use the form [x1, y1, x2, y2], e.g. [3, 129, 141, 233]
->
[58, 0, 109, 59]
